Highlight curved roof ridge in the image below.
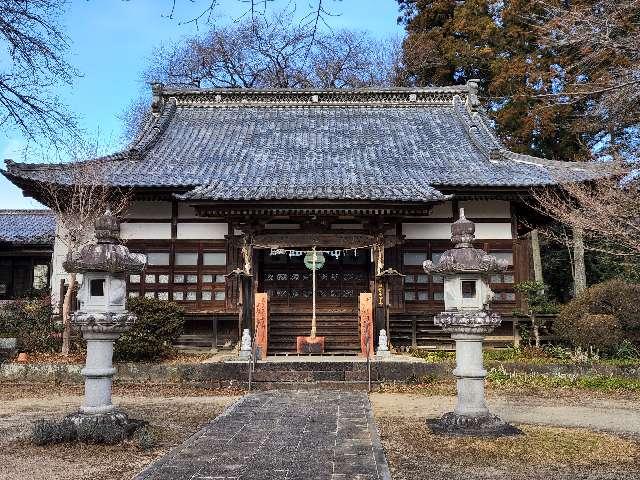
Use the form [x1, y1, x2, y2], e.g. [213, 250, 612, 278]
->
[4, 98, 178, 176]
[129, 97, 177, 159]
[452, 96, 499, 160]
[452, 98, 605, 174]
[161, 85, 471, 95]
[0, 209, 53, 215]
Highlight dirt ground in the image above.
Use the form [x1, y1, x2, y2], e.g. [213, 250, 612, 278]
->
[0, 383, 241, 480]
[372, 392, 640, 480]
[3, 384, 640, 480]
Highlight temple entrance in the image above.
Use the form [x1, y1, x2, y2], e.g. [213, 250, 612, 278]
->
[259, 248, 370, 354]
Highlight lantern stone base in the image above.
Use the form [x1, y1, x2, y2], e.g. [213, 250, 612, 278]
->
[296, 336, 325, 354]
[428, 412, 520, 437]
[38, 411, 146, 445]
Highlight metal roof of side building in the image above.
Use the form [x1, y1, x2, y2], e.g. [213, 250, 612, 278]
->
[1, 82, 607, 204]
[0, 210, 55, 245]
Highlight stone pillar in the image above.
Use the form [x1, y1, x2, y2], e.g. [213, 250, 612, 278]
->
[429, 312, 519, 436]
[452, 333, 488, 417]
[81, 331, 119, 414]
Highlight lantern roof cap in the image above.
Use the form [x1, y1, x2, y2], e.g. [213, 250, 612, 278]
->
[63, 211, 146, 274]
[423, 209, 508, 274]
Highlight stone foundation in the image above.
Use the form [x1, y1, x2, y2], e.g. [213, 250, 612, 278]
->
[66, 411, 145, 444]
[32, 410, 145, 445]
[428, 411, 520, 437]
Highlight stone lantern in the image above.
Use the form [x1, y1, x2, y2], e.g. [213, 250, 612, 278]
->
[62, 211, 146, 437]
[423, 209, 519, 436]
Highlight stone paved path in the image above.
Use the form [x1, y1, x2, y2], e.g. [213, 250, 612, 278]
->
[134, 390, 392, 480]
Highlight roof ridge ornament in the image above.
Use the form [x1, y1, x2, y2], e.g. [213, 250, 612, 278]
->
[451, 208, 475, 248]
[151, 82, 165, 114]
[466, 79, 481, 111]
[94, 209, 120, 244]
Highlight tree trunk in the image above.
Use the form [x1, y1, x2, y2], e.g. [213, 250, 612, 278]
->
[532, 313, 540, 348]
[61, 272, 76, 356]
[530, 229, 544, 283]
[573, 225, 587, 295]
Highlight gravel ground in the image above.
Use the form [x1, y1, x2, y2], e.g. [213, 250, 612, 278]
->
[372, 393, 640, 480]
[370, 393, 640, 435]
[0, 384, 240, 480]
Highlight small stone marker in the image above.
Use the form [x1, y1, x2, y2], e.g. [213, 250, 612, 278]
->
[239, 328, 251, 359]
[376, 329, 391, 358]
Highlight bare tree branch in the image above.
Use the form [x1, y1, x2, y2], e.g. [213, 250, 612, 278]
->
[0, 0, 80, 148]
[527, 162, 640, 258]
[35, 155, 131, 355]
[121, 13, 403, 139]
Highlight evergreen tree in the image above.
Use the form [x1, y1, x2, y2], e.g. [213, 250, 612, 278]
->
[397, 0, 590, 160]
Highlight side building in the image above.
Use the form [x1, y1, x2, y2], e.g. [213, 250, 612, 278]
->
[3, 83, 601, 352]
[0, 210, 55, 302]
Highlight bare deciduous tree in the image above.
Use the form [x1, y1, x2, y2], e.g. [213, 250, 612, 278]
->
[122, 13, 402, 139]
[530, 167, 640, 261]
[37, 162, 130, 355]
[0, 0, 79, 147]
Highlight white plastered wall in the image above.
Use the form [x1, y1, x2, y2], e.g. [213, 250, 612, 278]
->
[177, 223, 228, 239]
[459, 200, 510, 218]
[402, 200, 513, 240]
[120, 222, 172, 240]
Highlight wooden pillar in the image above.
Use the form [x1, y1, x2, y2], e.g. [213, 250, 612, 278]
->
[373, 242, 386, 348]
[254, 292, 268, 359]
[211, 315, 218, 352]
[359, 292, 374, 357]
[239, 274, 254, 333]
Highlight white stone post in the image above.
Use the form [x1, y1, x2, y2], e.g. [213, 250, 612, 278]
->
[239, 328, 251, 359]
[451, 333, 488, 417]
[80, 331, 120, 414]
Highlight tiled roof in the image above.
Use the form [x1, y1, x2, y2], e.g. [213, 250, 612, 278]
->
[0, 210, 55, 245]
[2, 84, 606, 203]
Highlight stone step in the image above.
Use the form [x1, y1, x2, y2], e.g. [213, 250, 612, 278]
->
[247, 381, 377, 392]
[250, 368, 377, 383]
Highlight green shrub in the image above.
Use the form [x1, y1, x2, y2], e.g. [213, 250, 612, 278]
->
[612, 340, 640, 360]
[555, 280, 640, 353]
[114, 297, 185, 362]
[0, 295, 58, 353]
[409, 348, 455, 362]
[543, 344, 572, 360]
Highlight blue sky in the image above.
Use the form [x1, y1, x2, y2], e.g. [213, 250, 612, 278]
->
[0, 0, 404, 209]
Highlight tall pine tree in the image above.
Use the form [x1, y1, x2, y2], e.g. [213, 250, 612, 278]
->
[397, 0, 590, 160]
